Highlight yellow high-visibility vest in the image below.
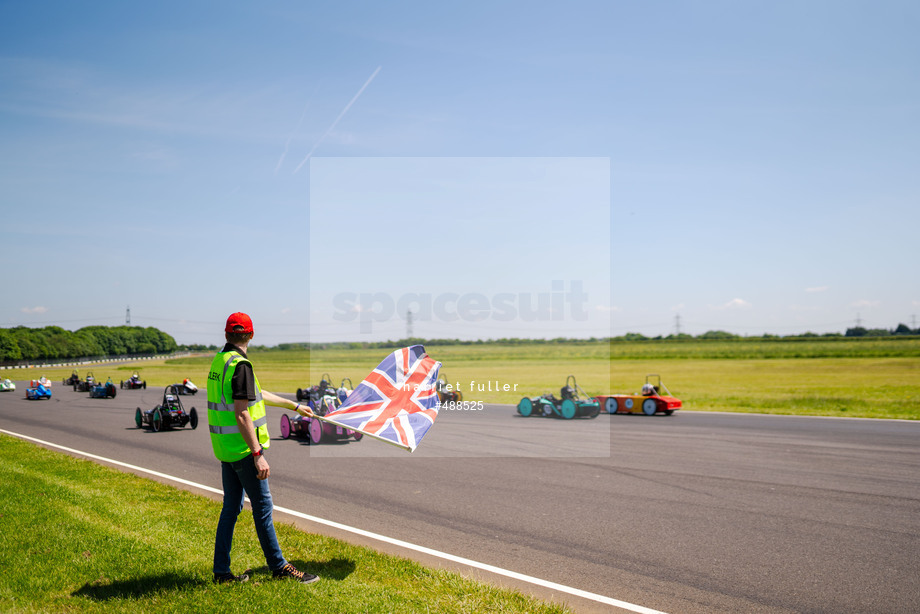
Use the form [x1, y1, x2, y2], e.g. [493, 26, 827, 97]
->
[206, 350, 269, 462]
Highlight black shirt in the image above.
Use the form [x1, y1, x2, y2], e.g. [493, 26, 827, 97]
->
[222, 343, 256, 401]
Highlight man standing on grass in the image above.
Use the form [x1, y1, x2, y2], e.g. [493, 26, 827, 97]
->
[207, 312, 320, 584]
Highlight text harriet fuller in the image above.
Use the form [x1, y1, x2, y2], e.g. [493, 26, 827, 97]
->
[441, 381, 518, 392]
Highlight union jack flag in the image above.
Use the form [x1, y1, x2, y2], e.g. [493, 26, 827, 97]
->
[320, 345, 442, 452]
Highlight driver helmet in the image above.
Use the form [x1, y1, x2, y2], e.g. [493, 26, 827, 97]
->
[642, 383, 656, 396]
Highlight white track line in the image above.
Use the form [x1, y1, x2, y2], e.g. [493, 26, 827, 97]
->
[2, 428, 667, 614]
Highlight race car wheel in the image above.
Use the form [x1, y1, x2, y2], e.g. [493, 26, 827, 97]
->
[107, 383, 117, 398]
[588, 402, 601, 418]
[135, 408, 142, 429]
[280, 414, 292, 439]
[296, 389, 303, 402]
[352, 431, 363, 441]
[142, 381, 146, 389]
[542, 401, 554, 417]
[152, 408, 162, 432]
[560, 399, 577, 420]
[189, 407, 198, 430]
[517, 397, 533, 417]
[664, 409, 674, 416]
[642, 398, 658, 416]
[120, 381, 124, 389]
[309, 417, 324, 444]
[605, 398, 618, 414]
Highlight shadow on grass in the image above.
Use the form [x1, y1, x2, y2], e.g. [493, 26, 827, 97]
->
[252, 557, 356, 582]
[72, 558, 355, 600]
[73, 572, 208, 600]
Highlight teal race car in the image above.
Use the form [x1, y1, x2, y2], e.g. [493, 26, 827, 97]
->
[89, 377, 118, 399]
[517, 375, 600, 419]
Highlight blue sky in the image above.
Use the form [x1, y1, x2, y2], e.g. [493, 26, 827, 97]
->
[310, 157, 610, 341]
[1, 1, 918, 345]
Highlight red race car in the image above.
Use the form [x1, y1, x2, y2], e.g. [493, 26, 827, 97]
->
[596, 374, 682, 416]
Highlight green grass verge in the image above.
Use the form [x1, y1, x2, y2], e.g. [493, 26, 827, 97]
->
[13, 338, 920, 419]
[0, 434, 568, 614]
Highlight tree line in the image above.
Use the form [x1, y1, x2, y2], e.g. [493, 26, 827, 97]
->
[3, 323, 915, 361]
[844, 323, 918, 337]
[625, 324, 920, 341]
[0, 326, 178, 363]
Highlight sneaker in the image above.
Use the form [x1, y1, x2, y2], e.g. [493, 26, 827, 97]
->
[272, 563, 319, 584]
[214, 569, 250, 584]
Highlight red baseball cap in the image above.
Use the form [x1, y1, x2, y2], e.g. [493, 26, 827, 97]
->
[225, 312, 254, 334]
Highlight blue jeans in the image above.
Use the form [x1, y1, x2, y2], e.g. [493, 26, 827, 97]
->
[213, 455, 287, 575]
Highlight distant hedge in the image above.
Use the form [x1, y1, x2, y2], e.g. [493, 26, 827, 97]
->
[275, 325, 920, 351]
[0, 325, 178, 362]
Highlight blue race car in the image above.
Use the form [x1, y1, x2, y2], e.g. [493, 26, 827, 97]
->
[89, 378, 118, 399]
[26, 382, 52, 400]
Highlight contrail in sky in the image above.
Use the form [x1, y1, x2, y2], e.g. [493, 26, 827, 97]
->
[293, 65, 381, 174]
[274, 99, 312, 174]
[275, 80, 323, 174]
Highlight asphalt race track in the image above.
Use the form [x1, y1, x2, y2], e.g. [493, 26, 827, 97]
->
[2, 381, 919, 613]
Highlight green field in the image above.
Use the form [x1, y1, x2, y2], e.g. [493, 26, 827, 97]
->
[11, 337, 920, 419]
[0, 434, 567, 614]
